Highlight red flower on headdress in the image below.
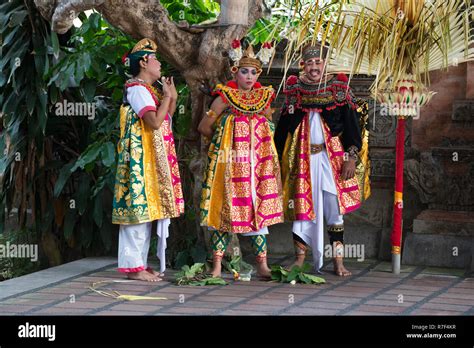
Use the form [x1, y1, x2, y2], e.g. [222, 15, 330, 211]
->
[121, 50, 130, 64]
[262, 42, 272, 49]
[231, 39, 241, 49]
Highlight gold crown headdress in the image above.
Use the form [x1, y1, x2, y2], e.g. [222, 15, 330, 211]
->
[122, 38, 158, 65]
[301, 43, 329, 62]
[229, 39, 274, 74]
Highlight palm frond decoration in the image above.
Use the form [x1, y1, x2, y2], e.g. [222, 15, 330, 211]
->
[280, 0, 474, 101]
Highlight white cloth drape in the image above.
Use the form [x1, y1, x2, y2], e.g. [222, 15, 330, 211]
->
[292, 111, 343, 272]
[118, 218, 170, 273]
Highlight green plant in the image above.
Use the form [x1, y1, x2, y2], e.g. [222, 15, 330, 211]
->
[1, 0, 68, 267]
[1, 3, 138, 268]
[222, 255, 253, 274]
[175, 263, 227, 286]
[271, 263, 326, 284]
[160, 0, 220, 24]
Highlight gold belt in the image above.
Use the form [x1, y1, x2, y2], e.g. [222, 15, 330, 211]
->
[310, 143, 325, 154]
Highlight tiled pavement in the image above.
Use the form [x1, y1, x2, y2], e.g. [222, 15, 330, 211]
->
[0, 256, 472, 316]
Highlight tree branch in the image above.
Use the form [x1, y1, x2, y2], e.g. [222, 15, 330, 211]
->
[34, 0, 200, 70]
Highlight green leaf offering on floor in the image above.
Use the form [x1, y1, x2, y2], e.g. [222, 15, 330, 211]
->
[222, 255, 253, 274]
[271, 263, 325, 284]
[175, 263, 227, 286]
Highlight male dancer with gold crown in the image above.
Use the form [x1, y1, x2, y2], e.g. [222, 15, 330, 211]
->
[275, 44, 363, 276]
[112, 38, 184, 281]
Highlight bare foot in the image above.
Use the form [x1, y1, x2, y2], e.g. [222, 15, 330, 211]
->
[256, 262, 272, 280]
[209, 262, 222, 278]
[286, 255, 305, 271]
[146, 267, 164, 277]
[333, 258, 352, 277]
[127, 270, 162, 282]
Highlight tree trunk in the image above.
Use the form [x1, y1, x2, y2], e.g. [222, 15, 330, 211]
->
[219, 0, 249, 25]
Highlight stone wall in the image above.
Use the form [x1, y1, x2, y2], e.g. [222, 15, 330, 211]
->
[403, 60, 474, 271]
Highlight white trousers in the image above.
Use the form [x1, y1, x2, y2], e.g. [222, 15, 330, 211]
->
[118, 219, 170, 274]
[293, 151, 343, 272]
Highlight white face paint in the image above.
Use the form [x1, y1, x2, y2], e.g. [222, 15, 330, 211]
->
[235, 66, 258, 90]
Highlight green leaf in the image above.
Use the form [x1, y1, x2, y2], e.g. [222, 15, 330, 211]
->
[304, 274, 326, 284]
[51, 31, 60, 58]
[0, 72, 5, 87]
[301, 262, 313, 273]
[286, 268, 299, 282]
[201, 277, 227, 285]
[49, 85, 58, 104]
[8, 10, 27, 27]
[111, 88, 122, 102]
[53, 162, 74, 197]
[2, 25, 20, 47]
[89, 13, 101, 30]
[298, 273, 311, 284]
[0, 33, 27, 72]
[82, 79, 96, 102]
[71, 143, 102, 172]
[270, 264, 325, 284]
[189, 263, 205, 275]
[100, 141, 115, 167]
[228, 255, 242, 271]
[59, 64, 75, 90]
[91, 172, 108, 197]
[3, 90, 20, 114]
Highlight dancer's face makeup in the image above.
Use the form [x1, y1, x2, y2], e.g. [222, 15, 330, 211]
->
[235, 66, 258, 90]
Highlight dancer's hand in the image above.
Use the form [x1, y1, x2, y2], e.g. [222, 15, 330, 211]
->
[169, 77, 178, 100]
[341, 158, 356, 180]
[161, 77, 172, 97]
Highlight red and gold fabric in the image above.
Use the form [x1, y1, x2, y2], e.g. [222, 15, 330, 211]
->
[276, 74, 366, 221]
[200, 81, 284, 233]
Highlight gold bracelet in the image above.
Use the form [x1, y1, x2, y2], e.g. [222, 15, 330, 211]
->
[206, 109, 218, 119]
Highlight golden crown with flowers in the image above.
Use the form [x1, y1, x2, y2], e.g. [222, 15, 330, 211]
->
[229, 39, 274, 74]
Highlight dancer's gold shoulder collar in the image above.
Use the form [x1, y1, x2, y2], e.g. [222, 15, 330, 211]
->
[213, 81, 275, 116]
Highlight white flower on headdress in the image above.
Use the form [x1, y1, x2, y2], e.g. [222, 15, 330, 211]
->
[229, 39, 243, 63]
[256, 42, 274, 65]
